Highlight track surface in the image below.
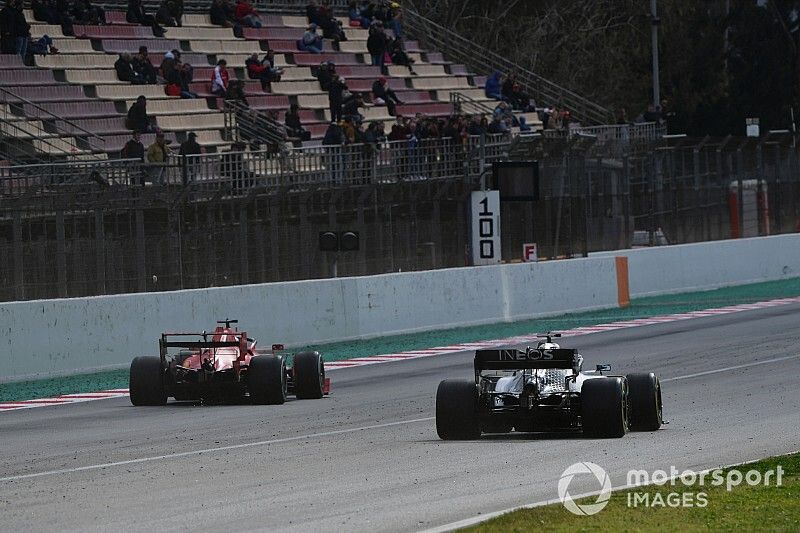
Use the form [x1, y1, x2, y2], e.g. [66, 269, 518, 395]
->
[2, 304, 800, 532]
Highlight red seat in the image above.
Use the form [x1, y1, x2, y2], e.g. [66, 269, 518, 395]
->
[334, 65, 381, 78]
[74, 25, 153, 39]
[0, 54, 25, 69]
[0, 69, 54, 86]
[307, 123, 328, 138]
[266, 39, 299, 53]
[54, 117, 128, 135]
[104, 11, 134, 25]
[241, 94, 290, 110]
[1, 85, 86, 102]
[293, 53, 360, 66]
[243, 28, 301, 41]
[396, 103, 454, 117]
[24, 101, 120, 119]
[394, 90, 433, 103]
[103, 39, 181, 54]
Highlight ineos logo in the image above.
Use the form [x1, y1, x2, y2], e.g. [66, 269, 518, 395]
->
[499, 350, 554, 361]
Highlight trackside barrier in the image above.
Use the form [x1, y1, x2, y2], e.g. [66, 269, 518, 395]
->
[0, 256, 620, 382]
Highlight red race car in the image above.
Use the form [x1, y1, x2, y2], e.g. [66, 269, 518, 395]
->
[129, 319, 330, 405]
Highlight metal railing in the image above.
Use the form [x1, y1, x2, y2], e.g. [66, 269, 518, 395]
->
[223, 99, 289, 148]
[403, 8, 614, 126]
[0, 158, 145, 196]
[449, 91, 496, 116]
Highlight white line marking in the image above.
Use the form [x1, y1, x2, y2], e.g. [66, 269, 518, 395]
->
[662, 354, 800, 382]
[0, 417, 435, 483]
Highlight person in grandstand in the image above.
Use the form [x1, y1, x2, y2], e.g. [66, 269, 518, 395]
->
[209, 0, 235, 27]
[121, 131, 145, 161]
[132, 46, 157, 84]
[146, 131, 171, 184]
[235, 0, 262, 28]
[126, 95, 155, 133]
[371, 76, 403, 116]
[300, 23, 323, 53]
[285, 104, 311, 144]
[0, 0, 30, 58]
[328, 74, 345, 122]
[211, 59, 230, 97]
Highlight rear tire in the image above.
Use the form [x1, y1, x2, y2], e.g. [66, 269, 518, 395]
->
[249, 355, 286, 405]
[626, 373, 663, 431]
[581, 377, 628, 438]
[293, 351, 325, 399]
[129, 356, 167, 406]
[436, 379, 481, 440]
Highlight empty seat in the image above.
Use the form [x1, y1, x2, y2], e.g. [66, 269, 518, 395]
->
[73, 25, 153, 39]
[216, 53, 288, 68]
[472, 75, 487, 88]
[279, 67, 314, 81]
[281, 15, 308, 27]
[394, 90, 433, 103]
[95, 84, 176, 100]
[0, 69, 55, 86]
[293, 53, 360, 66]
[1, 85, 87, 102]
[408, 65, 448, 77]
[436, 88, 492, 102]
[347, 78, 406, 92]
[102, 39, 181, 54]
[296, 94, 329, 109]
[34, 136, 89, 155]
[193, 129, 227, 146]
[0, 119, 49, 139]
[423, 52, 449, 64]
[190, 40, 262, 54]
[24, 100, 120, 119]
[127, 98, 213, 115]
[0, 54, 25, 69]
[232, 94, 289, 110]
[403, 41, 424, 53]
[396, 102, 455, 117]
[51, 38, 95, 53]
[64, 69, 125, 85]
[270, 81, 324, 95]
[183, 14, 215, 27]
[243, 28, 300, 40]
[333, 65, 381, 78]
[103, 11, 130, 25]
[36, 54, 117, 69]
[54, 117, 128, 135]
[448, 64, 475, 76]
[266, 40, 300, 54]
[29, 24, 64, 39]
[164, 27, 239, 40]
[157, 113, 226, 131]
[337, 41, 368, 54]
[411, 77, 471, 90]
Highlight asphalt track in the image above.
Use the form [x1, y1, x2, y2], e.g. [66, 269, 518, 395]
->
[1, 303, 800, 532]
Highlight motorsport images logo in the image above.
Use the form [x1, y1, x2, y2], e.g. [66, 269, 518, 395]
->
[558, 462, 612, 516]
[558, 462, 785, 515]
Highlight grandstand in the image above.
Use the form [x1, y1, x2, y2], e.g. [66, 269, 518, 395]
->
[0, 1, 543, 164]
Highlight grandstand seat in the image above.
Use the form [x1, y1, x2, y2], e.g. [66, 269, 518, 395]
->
[51, 39, 95, 53]
[296, 94, 329, 109]
[0, 54, 25, 68]
[0, 119, 49, 139]
[472, 75, 487, 88]
[279, 67, 314, 81]
[29, 24, 64, 39]
[103, 11, 132, 25]
[281, 15, 308, 27]
[102, 39, 182, 54]
[243, 28, 301, 40]
[1, 85, 87, 102]
[270, 81, 325, 95]
[337, 41, 368, 54]
[0, 69, 55, 86]
[183, 14, 215, 27]
[164, 27, 240, 40]
[423, 52, 449, 65]
[64, 69, 126, 85]
[127, 98, 213, 115]
[190, 40, 263, 54]
[157, 113, 226, 131]
[448, 64, 475, 77]
[95, 84, 176, 100]
[33, 136, 89, 155]
[221, 94, 289, 110]
[396, 103, 455, 117]
[192, 129, 226, 146]
[23, 101, 120, 119]
[347, 78, 406, 92]
[53, 117, 128, 135]
[334, 65, 381, 78]
[411, 77, 471, 90]
[73, 25, 153, 39]
[35, 54, 117, 69]
[293, 53, 360, 66]
[265, 40, 300, 54]
[394, 90, 434, 103]
[403, 41, 424, 53]
[436, 88, 493, 102]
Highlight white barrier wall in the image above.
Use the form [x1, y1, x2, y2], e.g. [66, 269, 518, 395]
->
[591, 234, 800, 297]
[0, 256, 620, 382]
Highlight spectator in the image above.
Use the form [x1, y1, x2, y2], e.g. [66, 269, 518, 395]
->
[317, 2, 346, 43]
[372, 76, 402, 116]
[132, 45, 157, 84]
[0, 0, 30, 59]
[367, 23, 387, 71]
[178, 62, 197, 98]
[328, 74, 344, 123]
[209, 0, 234, 27]
[71, 0, 104, 25]
[342, 91, 364, 122]
[246, 52, 282, 89]
[487, 115, 507, 134]
[29, 34, 57, 55]
[155, 0, 179, 27]
[389, 5, 403, 39]
[235, 0, 261, 28]
[484, 71, 503, 100]
[388, 115, 410, 141]
[211, 59, 229, 97]
[126, 95, 154, 133]
[285, 103, 311, 143]
[322, 121, 345, 145]
[642, 104, 662, 123]
[160, 50, 177, 80]
[316, 60, 334, 91]
[31, 0, 59, 24]
[509, 81, 533, 111]
[305, 0, 320, 25]
[146, 130, 170, 183]
[115, 53, 143, 84]
[389, 38, 413, 71]
[299, 23, 323, 53]
[226, 78, 247, 104]
[127, 0, 153, 25]
[121, 131, 145, 160]
[179, 131, 202, 156]
[348, 0, 369, 28]
[221, 142, 253, 188]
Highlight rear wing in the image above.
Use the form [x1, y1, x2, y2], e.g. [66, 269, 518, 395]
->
[159, 332, 247, 359]
[474, 348, 577, 371]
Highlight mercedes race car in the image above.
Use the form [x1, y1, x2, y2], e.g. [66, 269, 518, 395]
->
[129, 319, 330, 406]
[436, 334, 663, 439]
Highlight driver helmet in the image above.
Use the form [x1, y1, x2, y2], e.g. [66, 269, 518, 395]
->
[537, 341, 560, 350]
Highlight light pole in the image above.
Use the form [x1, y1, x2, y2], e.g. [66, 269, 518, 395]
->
[651, 0, 661, 108]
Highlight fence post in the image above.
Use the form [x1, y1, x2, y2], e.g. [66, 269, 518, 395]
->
[135, 208, 147, 292]
[56, 209, 67, 298]
[95, 209, 106, 295]
[12, 211, 24, 301]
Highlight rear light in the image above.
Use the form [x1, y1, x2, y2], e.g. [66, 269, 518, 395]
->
[272, 344, 285, 351]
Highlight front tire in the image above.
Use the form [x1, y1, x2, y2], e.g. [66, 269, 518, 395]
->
[293, 351, 325, 399]
[627, 373, 663, 431]
[249, 355, 287, 405]
[436, 379, 481, 440]
[581, 377, 628, 438]
[129, 356, 167, 406]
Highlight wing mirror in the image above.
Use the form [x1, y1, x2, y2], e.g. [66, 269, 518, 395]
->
[596, 364, 612, 374]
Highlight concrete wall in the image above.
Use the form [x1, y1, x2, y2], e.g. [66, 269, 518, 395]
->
[0, 256, 620, 382]
[591, 234, 800, 297]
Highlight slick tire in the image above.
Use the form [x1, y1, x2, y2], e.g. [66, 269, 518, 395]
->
[293, 351, 325, 399]
[581, 377, 628, 438]
[249, 355, 287, 405]
[626, 372, 663, 431]
[129, 356, 167, 406]
[436, 379, 481, 440]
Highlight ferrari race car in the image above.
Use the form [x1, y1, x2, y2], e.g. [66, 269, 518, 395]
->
[436, 334, 663, 439]
[129, 319, 330, 406]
